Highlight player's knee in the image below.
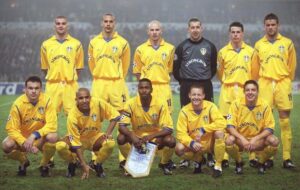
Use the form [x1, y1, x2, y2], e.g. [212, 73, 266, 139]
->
[225, 135, 235, 146]
[102, 139, 115, 150]
[164, 135, 176, 148]
[46, 133, 58, 143]
[175, 143, 185, 156]
[56, 141, 68, 152]
[117, 134, 127, 145]
[267, 135, 279, 147]
[214, 130, 224, 139]
[2, 137, 16, 153]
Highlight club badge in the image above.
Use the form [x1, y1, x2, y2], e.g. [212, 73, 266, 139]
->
[244, 55, 250, 62]
[112, 46, 118, 53]
[203, 115, 209, 123]
[279, 45, 285, 53]
[200, 48, 207, 55]
[91, 114, 97, 122]
[38, 107, 45, 115]
[256, 112, 262, 120]
[162, 52, 167, 61]
[151, 113, 158, 121]
[66, 46, 72, 53]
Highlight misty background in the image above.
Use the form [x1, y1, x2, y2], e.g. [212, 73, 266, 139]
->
[0, 0, 299, 82]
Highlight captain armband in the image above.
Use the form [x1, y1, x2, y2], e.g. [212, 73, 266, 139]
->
[163, 127, 173, 133]
[264, 128, 274, 134]
[32, 131, 41, 140]
[226, 125, 235, 129]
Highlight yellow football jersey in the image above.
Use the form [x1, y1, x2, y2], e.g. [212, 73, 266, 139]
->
[252, 33, 297, 81]
[133, 39, 175, 84]
[6, 93, 57, 146]
[119, 96, 173, 137]
[217, 42, 254, 85]
[41, 34, 84, 82]
[88, 32, 130, 79]
[227, 97, 275, 138]
[176, 101, 226, 147]
[67, 98, 120, 148]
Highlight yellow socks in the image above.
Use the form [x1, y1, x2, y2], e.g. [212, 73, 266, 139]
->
[279, 118, 292, 160]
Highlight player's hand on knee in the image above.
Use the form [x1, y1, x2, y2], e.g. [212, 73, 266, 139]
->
[30, 146, 39, 154]
[81, 164, 90, 180]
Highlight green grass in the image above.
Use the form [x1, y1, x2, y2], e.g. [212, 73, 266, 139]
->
[0, 94, 300, 190]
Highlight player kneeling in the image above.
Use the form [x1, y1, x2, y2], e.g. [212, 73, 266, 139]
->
[56, 88, 120, 179]
[2, 76, 58, 177]
[175, 84, 226, 178]
[225, 80, 279, 174]
[117, 78, 176, 176]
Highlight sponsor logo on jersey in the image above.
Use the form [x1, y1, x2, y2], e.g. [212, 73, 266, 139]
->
[91, 114, 97, 121]
[279, 45, 285, 53]
[38, 107, 45, 114]
[200, 48, 207, 55]
[244, 55, 250, 62]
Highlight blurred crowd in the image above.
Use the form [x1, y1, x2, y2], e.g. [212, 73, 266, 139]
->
[0, 0, 299, 81]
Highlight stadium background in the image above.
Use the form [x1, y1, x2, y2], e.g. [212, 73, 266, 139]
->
[0, 0, 299, 83]
[0, 1, 300, 189]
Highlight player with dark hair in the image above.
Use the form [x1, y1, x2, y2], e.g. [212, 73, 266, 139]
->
[217, 21, 255, 167]
[2, 76, 58, 177]
[117, 79, 176, 175]
[41, 16, 84, 115]
[226, 80, 279, 174]
[252, 13, 297, 169]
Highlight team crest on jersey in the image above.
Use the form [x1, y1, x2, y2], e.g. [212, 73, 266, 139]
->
[227, 114, 232, 120]
[112, 46, 118, 53]
[66, 46, 72, 53]
[91, 114, 97, 122]
[133, 62, 137, 68]
[69, 135, 74, 142]
[200, 48, 207, 55]
[162, 52, 167, 60]
[203, 115, 209, 123]
[256, 112, 262, 120]
[38, 107, 45, 115]
[152, 114, 159, 121]
[244, 55, 250, 62]
[278, 45, 285, 53]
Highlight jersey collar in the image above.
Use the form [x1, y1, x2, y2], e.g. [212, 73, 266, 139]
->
[98, 32, 118, 39]
[146, 39, 165, 46]
[262, 33, 282, 42]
